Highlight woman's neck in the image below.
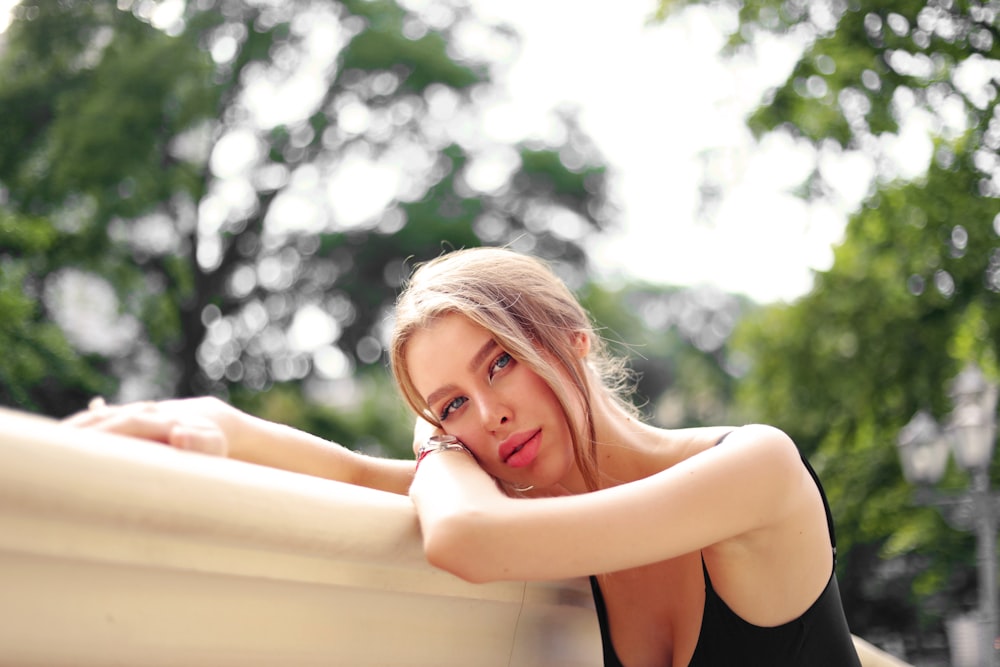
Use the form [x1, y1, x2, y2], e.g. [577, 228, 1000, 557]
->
[551, 391, 670, 495]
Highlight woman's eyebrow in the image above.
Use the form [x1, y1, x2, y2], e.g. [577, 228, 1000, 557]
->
[424, 339, 499, 409]
[468, 339, 499, 374]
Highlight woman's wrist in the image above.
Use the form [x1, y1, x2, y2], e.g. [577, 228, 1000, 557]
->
[227, 410, 287, 464]
[415, 435, 474, 471]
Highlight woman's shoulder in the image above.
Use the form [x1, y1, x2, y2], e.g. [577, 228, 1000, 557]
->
[674, 423, 794, 450]
[661, 423, 774, 455]
[657, 424, 802, 484]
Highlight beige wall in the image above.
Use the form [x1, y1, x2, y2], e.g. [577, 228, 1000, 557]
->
[0, 408, 600, 666]
[0, 408, 909, 666]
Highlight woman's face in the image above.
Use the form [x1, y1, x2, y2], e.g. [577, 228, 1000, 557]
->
[405, 312, 579, 491]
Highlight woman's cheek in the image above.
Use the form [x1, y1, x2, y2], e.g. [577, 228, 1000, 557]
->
[459, 435, 489, 467]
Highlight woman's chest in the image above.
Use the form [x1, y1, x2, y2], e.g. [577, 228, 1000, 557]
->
[597, 552, 706, 667]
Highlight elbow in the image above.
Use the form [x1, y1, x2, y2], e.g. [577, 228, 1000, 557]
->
[420, 510, 499, 584]
[425, 550, 493, 584]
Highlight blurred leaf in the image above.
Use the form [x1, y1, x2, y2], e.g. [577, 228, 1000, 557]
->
[656, 0, 1000, 655]
[0, 0, 615, 453]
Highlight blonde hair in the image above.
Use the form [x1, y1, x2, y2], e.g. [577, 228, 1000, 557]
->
[390, 247, 634, 491]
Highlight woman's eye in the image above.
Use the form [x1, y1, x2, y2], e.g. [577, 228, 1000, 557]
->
[489, 352, 512, 379]
[440, 396, 467, 421]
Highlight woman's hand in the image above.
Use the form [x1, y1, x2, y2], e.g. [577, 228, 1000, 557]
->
[66, 396, 418, 495]
[63, 397, 242, 457]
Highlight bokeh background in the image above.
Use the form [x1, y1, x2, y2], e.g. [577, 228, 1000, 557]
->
[1, 0, 998, 664]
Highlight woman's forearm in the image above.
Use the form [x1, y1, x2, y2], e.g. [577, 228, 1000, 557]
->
[409, 449, 516, 581]
[64, 397, 416, 496]
[234, 413, 415, 495]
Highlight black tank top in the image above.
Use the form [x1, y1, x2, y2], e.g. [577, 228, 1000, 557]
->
[588, 441, 862, 667]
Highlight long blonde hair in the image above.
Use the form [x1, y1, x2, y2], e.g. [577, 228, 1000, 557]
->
[390, 247, 634, 491]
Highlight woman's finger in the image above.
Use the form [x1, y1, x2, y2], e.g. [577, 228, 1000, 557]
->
[62, 399, 228, 457]
[68, 408, 228, 457]
[63, 400, 110, 427]
[63, 399, 156, 428]
[82, 411, 179, 445]
[168, 423, 228, 457]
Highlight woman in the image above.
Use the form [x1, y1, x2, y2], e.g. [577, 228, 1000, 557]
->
[68, 247, 863, 666]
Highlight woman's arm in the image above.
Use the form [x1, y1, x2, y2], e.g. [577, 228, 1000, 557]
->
[409, 424, 814, 582]
[231, 408, 416, 495]
[65, 397, 415, 496]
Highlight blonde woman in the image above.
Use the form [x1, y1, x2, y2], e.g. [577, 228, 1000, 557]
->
[70, 247, 865, 666]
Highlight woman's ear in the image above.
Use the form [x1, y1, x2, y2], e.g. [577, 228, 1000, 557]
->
[573, 331, 590, 358]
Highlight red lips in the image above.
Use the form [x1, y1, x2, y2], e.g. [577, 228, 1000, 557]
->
[499, 429, 541, 468]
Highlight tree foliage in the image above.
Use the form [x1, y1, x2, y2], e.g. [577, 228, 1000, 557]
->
[581, 280, 754, 427]
[731, 162, 998, 651]
[656, 0, 999, 658]
[657, 0, 999, 196]
[0, 0, 614, 431]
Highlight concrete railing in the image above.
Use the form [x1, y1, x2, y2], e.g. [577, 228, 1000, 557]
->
[0, 407, 910, 666]
[0, 408, 600, 666]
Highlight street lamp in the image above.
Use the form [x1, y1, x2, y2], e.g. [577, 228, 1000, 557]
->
[896, 363, 1000, 667]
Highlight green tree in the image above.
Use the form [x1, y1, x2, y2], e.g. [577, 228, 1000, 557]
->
[581, 280, 754, 427]
[0, 0, 613, 437]
[655, 0, 999, 659]
[0, 211, 112, 410]
[730, 160, 999, 661]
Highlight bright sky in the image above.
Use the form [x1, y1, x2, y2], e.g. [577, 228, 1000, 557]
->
[468, 0, 868, 303]
[0, 0, 893, 304]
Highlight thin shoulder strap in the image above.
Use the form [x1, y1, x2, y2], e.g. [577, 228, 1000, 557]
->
[589, 576, 624, 667]
[798, 453, 838, 562]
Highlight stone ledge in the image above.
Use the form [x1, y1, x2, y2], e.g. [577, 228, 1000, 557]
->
[0, 407, 911, 667]
[0, 407, 599, 666]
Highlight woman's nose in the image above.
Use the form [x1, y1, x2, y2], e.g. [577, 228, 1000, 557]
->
[478, 395, 512, 430]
